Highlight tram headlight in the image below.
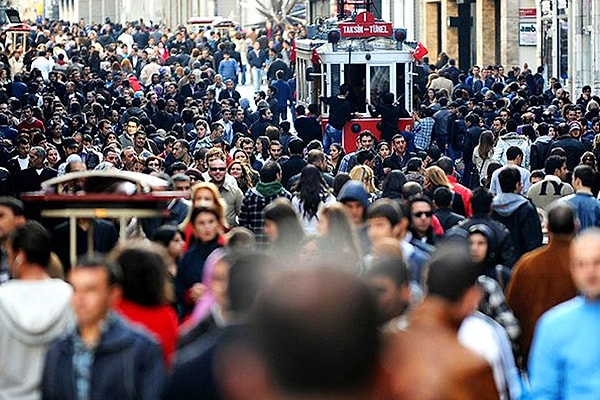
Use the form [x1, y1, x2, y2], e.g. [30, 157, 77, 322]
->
[327, 29, 341, 44]
[394, 29, 407, 43]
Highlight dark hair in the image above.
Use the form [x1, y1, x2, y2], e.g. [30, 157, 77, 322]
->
[547, 202, 576, 235]
[228, 252, 272, 313]
[436, 156, 454, 175]
[366, 255, 408, 288]
[294, 165, 328, 219]
[544, 155, 567, 176]
[332, 173, 351, 197]
[75, 253, 123, 286]
[433, 186, 453, 208]
[426, 242, 480, 302]
[471, 187, 493, 215]
[151, 225, 183, 247]
[574, 164, 595, 188]
[381, 171, 407, 200]
[505, 146, 523, 161]
[190, 206, 221, 226]
[260, 161, 281, 183]
[9, 221, 52, 268]
[367, 198, 402, 226]
[0, 196, 24, 216]
[498, 167, 521, 193]
[263, 198, 304, 247]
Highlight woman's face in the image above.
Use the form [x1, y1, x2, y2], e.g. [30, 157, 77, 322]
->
[193, 188, 216, 208]
[378, 145, 390, 159]
[167, 232, 185, 259]
[211, 260, 230, 310]
[469, 233, 489, 264]
[330, 145, 340, 159]
[106, 133, 118, 143]
[132, 161, 144, 173]
[229, 163, 243, 179]
[428, 89, 435, 99]
[263, 219, 278, 242]
[47, 149, 59, 165]
[234, 151, 248, 163]
[256, 141, 263, 153]
[192, 211, 220, 242]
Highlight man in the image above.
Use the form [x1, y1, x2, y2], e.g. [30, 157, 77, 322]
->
[120, 116, 140, 149]
[249, 107, 274, 140]
[14, 146, 58, 193]
[338, 180, 371, 254]
[239, 161, 292, 245]
[563, 164, 600, 230]
[271, 70, 293, 123]
[489, 146, 531, 195]
[339, 130, 377, 174]
[41, 254, 166, 399]
[218, 79, 242, 103]
[549, 121, 587, 172]
[529, 229, 600, 398]
[409, 195, 438, 248]
[506, 202, 578, 367]
[286, 149, 333, 190]
[383, 244, 499, 399]
[6, 137, 31, 176]
[294, 104, 322, 145]
[433, 187, 465, 231]
[527, 155, 573, 211]
[321, 83, 354, 151]
[280, 138, 306, 189]
[17, 105, 45, 133]
[433, 97, 452, 152]
[217, 52, 240, 84]
[382, 134, 408, 174]
[133, 131, 154, 160]
[208, 157, 243, 227]
[492, 167, 543, 259]
[412, 106, 435, 151]
[0, 221, 74, 399]
[267, 140, 283, 163]
[216, 108, 235, 146]
[0, 197, 26, 284]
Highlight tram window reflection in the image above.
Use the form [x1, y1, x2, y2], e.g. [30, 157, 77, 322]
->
[370, 66, 390, 107]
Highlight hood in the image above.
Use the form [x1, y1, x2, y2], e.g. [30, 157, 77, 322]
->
[0, 279, 74, 345]
[492, 193, 529, 217]
[337, 181, 370, 208]
[533, 135, 552, 145]
[499, 132, 530, 146]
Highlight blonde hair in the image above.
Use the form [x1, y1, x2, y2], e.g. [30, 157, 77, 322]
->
[180, 182, 227, 229]
[425, 165, 451, 188]
[350, 165, 376, 194]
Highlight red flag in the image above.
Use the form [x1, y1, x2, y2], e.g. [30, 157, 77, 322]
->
[413, 42, 429, 61]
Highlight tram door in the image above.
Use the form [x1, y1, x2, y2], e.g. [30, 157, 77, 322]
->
[344, 64, 366, 113]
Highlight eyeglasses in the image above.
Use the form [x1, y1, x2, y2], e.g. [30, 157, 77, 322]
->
[210, 167, 226, 172]
[148, 162, 159, 167]
[413, 211, 433, 218]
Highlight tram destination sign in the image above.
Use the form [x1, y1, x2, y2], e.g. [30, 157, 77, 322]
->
[339, 11, 393, 38]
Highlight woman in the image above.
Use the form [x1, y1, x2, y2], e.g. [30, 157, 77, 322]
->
[151, 225, 185, 279]
[227, 160, 254, 194]
[350, 165, 378, 199]
[381, 170, 408, 201]
[472, 130, 495, 188]
[422, 88, 438, 108]
[291, 165, 336, 234]
[316, 203, 363, 274]
[264, 198, 305, 259]
[580, 151, 600, 197]
[176, 206, 226, 319]
[179, 182, 227, 249]
[424, 165, 466, 216]
[255, 136, 271, 165]
[46, 145, 61, 169]
[110, 241, 179, 366]
[329, 143, 345, 175]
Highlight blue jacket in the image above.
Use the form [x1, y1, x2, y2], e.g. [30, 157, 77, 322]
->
[41, 315, 166, 400]
[564, 191, 600, 231]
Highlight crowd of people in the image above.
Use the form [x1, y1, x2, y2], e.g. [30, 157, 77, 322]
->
[0, 14, 598, 400]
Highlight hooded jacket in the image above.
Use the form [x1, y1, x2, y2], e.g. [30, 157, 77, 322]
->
[492, 193, 543, 258]
[0, 279, 74, 400]
[492, 132, 532, 169]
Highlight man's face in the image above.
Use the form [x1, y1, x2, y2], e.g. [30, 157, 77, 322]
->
[593, 121, 600, 134]
[104, 150, 119, 165]
[172, 143, 185, 159]
[18, 143, 30, 158]
[122, 149, 136, 164]
[208, 159, 227, 184]
[70, 267, 117, 329]
[343, 200, 365, 226]
[367, 216, 397, 244]
[367, 274, 409, 324]
[226, 81, 234, 91]
[393, 137, 406, 154]
[472, 67, 480, 77]
[243, 142, 254, 156]
[499, 111, 510, 121]
[235, 110, 245, 122]
[0, 206, 23, 241]
[269, 144, 282, 160]
[493, 120, 503, 132]
[556, 162, 568, 180]
[222, 110, 232, 122]
[410, 201, 432, 237]
[134, 134, 146, 149]
[126, 121, 138, 136]
[571, 236, 600, 300]
[468, 233, 488, 264]
[22, 108, 33, 120]
[359, 135, 374, 150]
[263, 109, 273, 121]
[29, 150, 43, 168]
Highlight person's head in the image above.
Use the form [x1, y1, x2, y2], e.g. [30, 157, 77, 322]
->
[425, 243, 482, 321]
[392, 134, 406, 154]
[7, 220, 51, 276]
[190, 206, 223, 242]
[424, 166, 450, 190]
[208, 157, 227, 185]
[470, 187, 494, 215]
[498, 167, 522, 194]
[358, 131, 375, 150]
[151, 225, 185, 261]
[172, 173, 192, 194]
[107, 241, 170, 306]
[546, 202, 577, 237]
[505, 146, 523, 163]
[337, 181, 370, 226]
[381, 171, 407, 200]
[69, 253, 123, 329]
[365, 255, 410, 324]
[189, 181, 227, 225]
[269, 140, 282, 160]
[435, 157, 454, 176]
[409, 195, 433, 239]
[572, 164, 595, 191]
[367, 199, 406, 243]
[350, 165, 376, 194]
[263, 198, 304, 246]
[571, 229, 600, 300]
[28, 146, 46, 169]
[465, 223, 496, 265]
[544, 155, 568, 180]
[259, 161, 282, 184]
[251, 267, 379, 397]
[433, 186, 453, 209]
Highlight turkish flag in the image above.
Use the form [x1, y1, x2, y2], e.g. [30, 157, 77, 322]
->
[413, 42, 429, 61]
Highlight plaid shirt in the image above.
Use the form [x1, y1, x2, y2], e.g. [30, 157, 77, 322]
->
[478, 275, 521, 345]
[239, 186, 292, 245]
[413, 116, 435, 150]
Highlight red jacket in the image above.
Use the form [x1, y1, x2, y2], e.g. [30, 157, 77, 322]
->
[448, 175, 472, 217]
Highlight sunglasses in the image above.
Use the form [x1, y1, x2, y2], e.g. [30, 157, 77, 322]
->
[413, 211, 433, 218]
[210, 167, 226, 172]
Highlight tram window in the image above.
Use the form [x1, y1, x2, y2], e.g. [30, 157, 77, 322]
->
[396, 63, 407, 105]
[370, 66, 390, 107]
[331, 64, 341, 96]
[345, 64, 366, 113]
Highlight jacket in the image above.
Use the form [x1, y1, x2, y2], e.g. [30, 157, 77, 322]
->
[0, 279, 74, 400]
[41, 314, 166, 400]
[549, 135, 587, 172]
[492, 132, 532, 169]
[239, 183, 292, 245]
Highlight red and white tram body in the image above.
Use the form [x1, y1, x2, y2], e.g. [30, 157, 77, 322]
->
[296, 11, 415, 152]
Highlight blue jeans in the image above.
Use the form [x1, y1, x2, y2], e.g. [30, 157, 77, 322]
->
[252, 67, 262, 92]
[240, 64, 247, 85]
[324, 123, 342, 153]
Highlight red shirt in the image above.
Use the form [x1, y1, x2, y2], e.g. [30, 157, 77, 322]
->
[447, 175, 472, 217]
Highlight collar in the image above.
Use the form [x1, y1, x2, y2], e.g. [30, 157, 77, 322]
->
[544, 174, 563, 183]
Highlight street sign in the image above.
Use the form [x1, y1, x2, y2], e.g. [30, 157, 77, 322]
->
[338, 11, 392, 38]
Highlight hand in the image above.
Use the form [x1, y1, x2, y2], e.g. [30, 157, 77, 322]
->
[190, 283, 206, 303]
